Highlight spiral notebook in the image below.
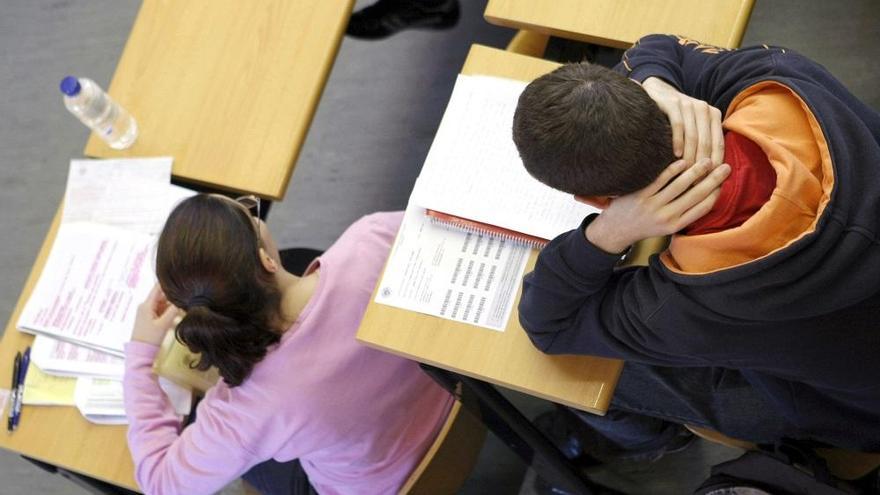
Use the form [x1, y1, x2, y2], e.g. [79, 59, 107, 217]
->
[411, 75, 600, 248]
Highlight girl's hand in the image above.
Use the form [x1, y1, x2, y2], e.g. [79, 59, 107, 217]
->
[132, 284, 179, 346]
[586, 159, 731, 253]
[641, 77, 725, 166]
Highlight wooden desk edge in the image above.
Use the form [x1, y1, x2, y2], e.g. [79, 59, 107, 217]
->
[0, 203, 139, 491]
[357, 336, 614, 415]
[484, 14, 634, 50]
[270, 0, 355, 200]
[484, 0, 757, 49]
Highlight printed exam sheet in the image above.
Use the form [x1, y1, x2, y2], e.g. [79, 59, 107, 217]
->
[375, 206, 530, 331]
[16, 222, 156, 356]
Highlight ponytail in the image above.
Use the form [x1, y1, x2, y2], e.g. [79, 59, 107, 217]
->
[176, 303, 280, 387]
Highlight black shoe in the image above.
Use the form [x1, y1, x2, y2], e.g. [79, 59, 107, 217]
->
[534, 410, 603, 469]
[533, 410, 602, 495]
[536, 409, 697, 464]
[618, 423, 696, 463]
[346, 0, 460, 40]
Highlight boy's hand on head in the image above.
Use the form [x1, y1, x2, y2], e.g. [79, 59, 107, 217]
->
[132, 284, 180, 346]
[641, 77, 725, 166]
[586, 159, 731, 254]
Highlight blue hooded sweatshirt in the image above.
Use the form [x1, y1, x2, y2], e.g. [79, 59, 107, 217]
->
[519, 34, 880, 451]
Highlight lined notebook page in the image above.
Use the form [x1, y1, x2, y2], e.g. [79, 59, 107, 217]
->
[412, 75, 599, 242]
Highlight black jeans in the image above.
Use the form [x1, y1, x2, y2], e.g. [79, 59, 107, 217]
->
[572, 363, 795, 457]
[242, 459, 317, 495]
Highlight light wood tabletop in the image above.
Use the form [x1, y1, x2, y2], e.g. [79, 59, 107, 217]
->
[357, 45, 628, 415]
[0, 204, 139, 491]
[83, 0, 355, 200]
[484, 0, 755, 49]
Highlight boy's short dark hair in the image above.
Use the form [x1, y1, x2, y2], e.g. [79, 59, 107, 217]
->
[512, 63, 675, 197]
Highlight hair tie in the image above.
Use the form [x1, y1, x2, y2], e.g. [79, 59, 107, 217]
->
[188, 295, 213, 309]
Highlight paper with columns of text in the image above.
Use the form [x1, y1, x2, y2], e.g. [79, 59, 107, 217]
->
[375, 205, 530, 331]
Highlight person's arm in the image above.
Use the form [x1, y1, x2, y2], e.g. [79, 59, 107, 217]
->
[619, 35, 715, 91]
[124, 287, 279, 495]
[616, 34, 781, 166]
[618, 34, 776, 104]
[124, 344, 269, 495]
[618, 34, 735, 166]
[520, 159, 730, 362]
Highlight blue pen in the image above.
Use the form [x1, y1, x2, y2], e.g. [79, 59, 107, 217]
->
[11, 347, 30, 431]
[7, 352, 20, 432]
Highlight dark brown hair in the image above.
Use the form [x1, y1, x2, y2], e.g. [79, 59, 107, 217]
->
[156, 194, 282, 387]
[512, 62, 675, 196]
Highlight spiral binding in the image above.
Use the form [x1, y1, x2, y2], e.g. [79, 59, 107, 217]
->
[429, 216, 545, 249]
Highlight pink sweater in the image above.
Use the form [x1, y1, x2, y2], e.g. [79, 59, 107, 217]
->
[124, 212, 453, 495]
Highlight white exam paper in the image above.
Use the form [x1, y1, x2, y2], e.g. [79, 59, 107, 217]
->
[17, 222, 156, 356]
[74, 376, 191, 425]
[375, 205, 530, 331]
[31, 335, 125, 379]
[412, 75, 599, 241]
[63, 157, 194, 236]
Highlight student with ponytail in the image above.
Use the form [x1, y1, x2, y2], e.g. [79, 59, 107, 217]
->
[123, 194, 453, 495]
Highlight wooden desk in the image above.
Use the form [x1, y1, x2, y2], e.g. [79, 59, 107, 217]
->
[83, 0, 354, 200]
[357, 45, 626, 415]
[485, 0, 755, 49]
[0, 204, 138, 491]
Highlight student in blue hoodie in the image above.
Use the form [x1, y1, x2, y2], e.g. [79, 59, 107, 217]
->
[512, 34, 880, 460]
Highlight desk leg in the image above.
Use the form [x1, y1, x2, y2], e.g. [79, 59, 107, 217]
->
[22, 456, 140, 495]
[419, 365, 622, 495]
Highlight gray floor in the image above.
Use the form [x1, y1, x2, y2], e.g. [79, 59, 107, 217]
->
[1, 0, 878, 493]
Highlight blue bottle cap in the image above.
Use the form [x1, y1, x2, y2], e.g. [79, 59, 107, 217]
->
[60, 76, 81, 96]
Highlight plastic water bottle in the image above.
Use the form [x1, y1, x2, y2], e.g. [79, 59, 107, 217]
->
[60, 76, 138, 149]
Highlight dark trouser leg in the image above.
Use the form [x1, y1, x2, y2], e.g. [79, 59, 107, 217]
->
[241, 459, 317, 495]
[569, 363, 795, 459]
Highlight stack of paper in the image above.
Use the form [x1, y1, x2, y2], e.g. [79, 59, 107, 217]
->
[74, 376, 191, 425]
[411, 75, 599, 242]
[17, 222, 155, 356]
[23, 366, 192, 424]
[376, 75, 602, 332]
[31, 335, 124, 379]
[16, 157, 197, 422]
[22, 365, 76, 406]
[61, 157, 195, 236]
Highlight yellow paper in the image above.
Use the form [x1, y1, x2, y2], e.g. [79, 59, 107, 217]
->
[23, 365, 76, 406]
[153, 331, 220, 393]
